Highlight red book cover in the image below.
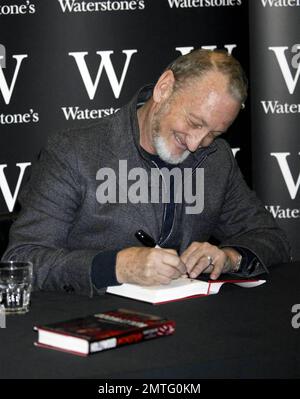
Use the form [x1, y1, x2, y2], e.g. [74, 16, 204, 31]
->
[34, 308, 175, 356]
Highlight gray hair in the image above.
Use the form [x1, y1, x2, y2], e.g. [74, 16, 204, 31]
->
[166, 49, 248, 105]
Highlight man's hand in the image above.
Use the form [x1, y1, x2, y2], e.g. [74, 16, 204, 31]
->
[180, 242, 240, 280]
[115, 247, 187, 286]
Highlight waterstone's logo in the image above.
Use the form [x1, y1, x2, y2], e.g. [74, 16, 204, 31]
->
[265, 152, 300, 219]
[57, 0, 145, 13]
[62, 49, 137, 121]
[261, 44, 300, 114]
[64, 45, 237, 121]
[0, 1, 36, 15]
[95, 161, 205, 215]
[261, 0, 300, 7]
[0, 44, 39, 125]
[167, 0, 242, 8]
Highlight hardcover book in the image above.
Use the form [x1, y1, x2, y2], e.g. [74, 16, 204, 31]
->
[34, 308, 175, 356]
[106, 276, 266, 304]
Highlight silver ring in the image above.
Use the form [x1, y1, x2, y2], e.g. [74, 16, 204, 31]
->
[207, 256, 214, 266]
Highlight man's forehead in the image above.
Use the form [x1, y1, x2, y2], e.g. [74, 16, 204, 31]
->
[183, 87, 236, 112]
[175, 73, 231, 103]
[184, 70, 229, 89]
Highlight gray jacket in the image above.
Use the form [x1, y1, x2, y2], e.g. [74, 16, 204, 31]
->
[3, 86, 291, 296]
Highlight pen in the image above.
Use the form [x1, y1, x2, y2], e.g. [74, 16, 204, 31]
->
[135, 229, 189, 278]
[135, 229, 160, 248]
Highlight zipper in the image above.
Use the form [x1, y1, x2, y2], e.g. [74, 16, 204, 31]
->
[150, 160, 167, 246]
[156, 146, 217, 247]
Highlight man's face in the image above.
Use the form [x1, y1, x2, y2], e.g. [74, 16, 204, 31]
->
[151, 71, 241, 164]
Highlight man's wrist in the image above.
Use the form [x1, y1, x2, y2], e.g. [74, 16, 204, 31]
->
[115, 249, 127, 284]
[115, 247, 142, 284]
[222, 247, 242, 273]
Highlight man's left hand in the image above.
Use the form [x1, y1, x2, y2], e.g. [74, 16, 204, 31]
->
[180, 242, 239, 280]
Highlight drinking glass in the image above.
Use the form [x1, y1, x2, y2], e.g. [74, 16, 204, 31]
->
[0, 261, 33, 314]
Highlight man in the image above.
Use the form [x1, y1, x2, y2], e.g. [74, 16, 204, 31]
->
[3, 50, 290, 296]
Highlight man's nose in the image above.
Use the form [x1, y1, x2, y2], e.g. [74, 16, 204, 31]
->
[186, 131, 209, 152]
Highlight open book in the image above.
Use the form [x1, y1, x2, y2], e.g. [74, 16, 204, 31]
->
[106, 276, 266, 304]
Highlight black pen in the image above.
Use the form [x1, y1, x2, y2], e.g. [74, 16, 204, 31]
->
[135, 230, 160, 248]
[135, 229, 189, 277]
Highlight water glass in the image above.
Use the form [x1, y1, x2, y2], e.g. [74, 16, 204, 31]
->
[0, 261, 33, 314]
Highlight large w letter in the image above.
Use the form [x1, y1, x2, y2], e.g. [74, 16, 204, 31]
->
[269, 46, 300, 95]
[271, 152, 300, 200]
[0, 163, 31, 212]
[0, 54, 28, 104]
[69, 49, 137, 100]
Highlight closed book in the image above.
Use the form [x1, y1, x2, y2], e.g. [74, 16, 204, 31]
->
[34, 308, 175, 356]
[106, 276, 266, 304]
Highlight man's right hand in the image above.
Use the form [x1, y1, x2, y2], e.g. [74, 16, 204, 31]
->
[115, 247, 187, 286]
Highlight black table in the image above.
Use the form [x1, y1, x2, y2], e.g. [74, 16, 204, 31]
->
[1, 262, 300, 379]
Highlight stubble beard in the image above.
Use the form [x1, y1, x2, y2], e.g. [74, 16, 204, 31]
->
[151, 102, 190, 165]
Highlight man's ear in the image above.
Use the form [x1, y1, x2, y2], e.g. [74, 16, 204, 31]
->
[152, 70, 175, 104]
